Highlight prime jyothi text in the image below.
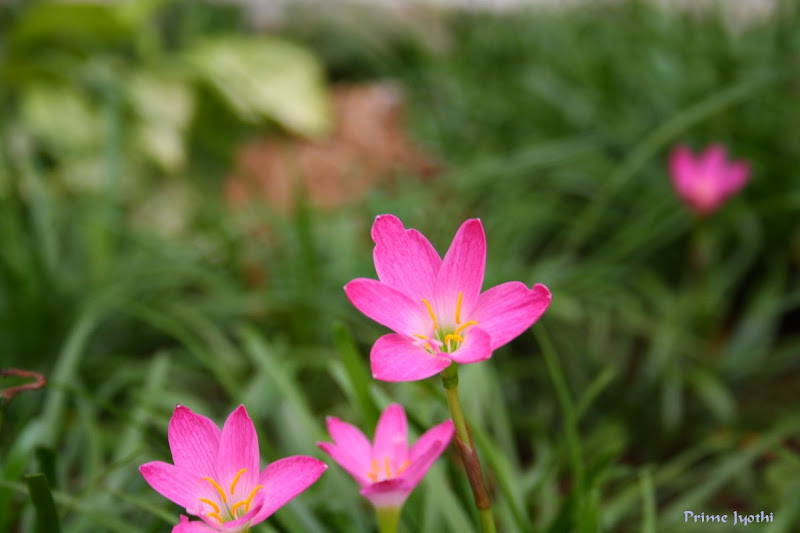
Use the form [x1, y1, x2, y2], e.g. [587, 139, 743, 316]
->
[684, 511, 773, 526]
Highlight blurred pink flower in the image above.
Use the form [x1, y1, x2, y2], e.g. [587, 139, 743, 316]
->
[318, 403, 454, 509]
[140, 405, 326, 533]
[345, 214, 551, 382]
[669, 144, 751, 215]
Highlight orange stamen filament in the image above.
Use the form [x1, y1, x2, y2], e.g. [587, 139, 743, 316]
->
[367, 457, 411, 483]
[207, 511, 223, 523]
[203, 477, 227, 503]
[244, 485, 263, 510]
[413, 293, 478, 354]
[229, 468, 246, 495]
[444, 334, 464, 348]
[231, 484, 264, 516]
[200, 498, 220, 515]
[396, 460, 410, 476]
[367, 459, 379, 482]
[421, 299, 438, 331]
[454, 320, 478, 336]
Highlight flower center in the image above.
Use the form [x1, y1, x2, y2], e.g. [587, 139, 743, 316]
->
[200, 468, 263, 524]
[414, 291, 478, 354]
[366, 456, 410, 483]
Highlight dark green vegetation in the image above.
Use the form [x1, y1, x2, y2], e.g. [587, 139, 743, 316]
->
[1, 1, 799, 531]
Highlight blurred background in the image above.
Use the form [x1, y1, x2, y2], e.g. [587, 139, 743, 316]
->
[0, 0, 799, 531]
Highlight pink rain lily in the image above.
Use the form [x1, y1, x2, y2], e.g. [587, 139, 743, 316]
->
[140, 405, 327, 533]
[345, 214, 551, 382]
[318, 403, 454, 509]
[669, 144, 751, 215]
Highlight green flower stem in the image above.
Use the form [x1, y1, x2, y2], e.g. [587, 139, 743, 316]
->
[441, 364, 497, 533]
[376, 506, 401, 533]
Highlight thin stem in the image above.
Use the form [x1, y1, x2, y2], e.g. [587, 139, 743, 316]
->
[376, 506, 401, 533]
[440, 364, 497, 533]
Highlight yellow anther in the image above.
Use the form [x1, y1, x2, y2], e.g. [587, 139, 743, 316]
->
[200, 498, 220, 515]
[207, 511, 223, 523]
[444, 334, 464, 346]
[367, 458, 379, 482]
[413, 333, 428, 340]
[396, 460, 410, 476]
[421, 299, 438, 331]
[229, 468, 247, 495]
[455, 291, 463, 324]
[454, 320, 478, 336]
[384, 457, 392, 479]
[423, 342, 432, 352]
[203, 477, 228, 503]
[244, 485, 264, 511]
[231, 500, 248, 516]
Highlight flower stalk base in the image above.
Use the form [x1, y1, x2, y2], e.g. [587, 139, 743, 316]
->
[441, 365, 497, 533]
[376, 506, 402, 533]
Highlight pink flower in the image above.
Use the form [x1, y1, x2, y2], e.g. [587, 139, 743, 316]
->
[345, 214, 552, 382]
[669, 144, 751, 215]
[140, 405, 327, 533]
[317, 403, 454, 509]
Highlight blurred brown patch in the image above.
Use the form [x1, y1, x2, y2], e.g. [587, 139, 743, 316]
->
[224, 81, 440, 212]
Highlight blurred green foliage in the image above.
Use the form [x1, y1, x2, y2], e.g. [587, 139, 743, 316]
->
[1, 0, 799, 532]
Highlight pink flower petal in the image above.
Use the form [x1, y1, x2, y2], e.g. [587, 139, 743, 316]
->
[402, 422, 454, 487]
[317, 417, 372, 485]
[445, 326, 493, 364]
[168, 405, 221, 478]
[172, 515, 220, 533]
[409, 420, 455, 465]
[434, 219, 486, 323]
[699, 143, 728, 177]
[370, 334, 451, 382]
[216, 405, 260, 494]
[360, 478, 413, 509]
[373, 404, 408, 467]
[250, 456, 327, 523]
[371, 214, 442, 301]
[345, 278, 429, 337]
[723, 161, 750, 195]
[140, 461, 203, 511]
[669, 145, 695, 193]
[470, 282, 552, 350]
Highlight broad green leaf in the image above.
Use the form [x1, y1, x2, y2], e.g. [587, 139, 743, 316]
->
[186, 37, 331, 137]
[128, 72, 194, 173]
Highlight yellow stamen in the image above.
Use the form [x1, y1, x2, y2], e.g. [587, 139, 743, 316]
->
[207, 511, 223, 523]
[229, 468, 247, 495]
[413, 333, 428, 340]
[203, 477, 227, 503]
[244, 485, 264, 511]
[396, 460, 410, 476]
[455, 291, 463, 324]
[200, 498, 220, 515]
[454, 320, 478, 336]
[384, 457, 391, 479]
[444, 334, 464, 346]
[231, 500, 247, 515]
[421, 299, 438, 331]
[367, 458, 379, 482]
